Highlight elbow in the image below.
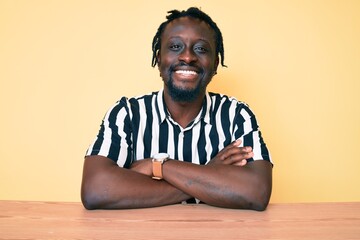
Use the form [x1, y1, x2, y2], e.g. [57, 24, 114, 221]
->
[246, 168, 272, 211]
[81, 156, 119, 210]
[237, 181, 272, 211]
[247, 184, 272, 211]
[220, 187, 271, 211]
[81, 181, 106, 210]
[81, 187, 99, 210]
[239, 194, 270, 211]
[233, 195, 269, 211]
[81, 192, 98, 210]
[248, 198, 270, 211]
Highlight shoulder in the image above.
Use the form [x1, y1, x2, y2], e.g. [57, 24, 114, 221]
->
[102, 92, 158, 118]
[207, 92, 258, 121]
[111, 92, 159, 109]
[129, 91, 159, 102]
[208, 92, 249, 109]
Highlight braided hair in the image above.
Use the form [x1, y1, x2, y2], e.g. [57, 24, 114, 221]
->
[151, 7, 226, 67]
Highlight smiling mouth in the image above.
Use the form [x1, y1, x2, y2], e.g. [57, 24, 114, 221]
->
[174, 70, 199, 78]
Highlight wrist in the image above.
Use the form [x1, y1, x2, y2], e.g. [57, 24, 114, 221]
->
[152, 153, 170, 180]
[129, 159, 153, 176]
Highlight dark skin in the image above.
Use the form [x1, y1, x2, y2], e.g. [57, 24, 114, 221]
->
[81, 17, 272, 210]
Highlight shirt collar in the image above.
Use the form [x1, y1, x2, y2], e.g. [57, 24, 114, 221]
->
[155, 89, 212, 125]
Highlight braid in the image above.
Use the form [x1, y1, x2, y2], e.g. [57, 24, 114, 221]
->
[151, 7, 226, 67]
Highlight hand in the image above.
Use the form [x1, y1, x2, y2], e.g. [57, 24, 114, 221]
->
[208, 139, 254, 166]
[129, 159, 153, 177]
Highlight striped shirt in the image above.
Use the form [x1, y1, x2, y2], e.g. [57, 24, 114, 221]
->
[86, 89, 272, 167]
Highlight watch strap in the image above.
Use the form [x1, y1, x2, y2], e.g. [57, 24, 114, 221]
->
[152, 153, 169, 180]
[152, 160, 163, 180]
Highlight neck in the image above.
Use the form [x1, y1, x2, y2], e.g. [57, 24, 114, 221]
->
[163, 89, 205, 128]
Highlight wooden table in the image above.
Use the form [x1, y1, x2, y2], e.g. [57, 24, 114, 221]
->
[0, 201, 359, 239]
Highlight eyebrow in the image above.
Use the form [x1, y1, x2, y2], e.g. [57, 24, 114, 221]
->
[167, 36, 212, 45]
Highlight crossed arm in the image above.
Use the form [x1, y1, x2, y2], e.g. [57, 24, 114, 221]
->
[81, 140, 272, 211]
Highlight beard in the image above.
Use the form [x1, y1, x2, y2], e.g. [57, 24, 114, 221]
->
[167, 76, 203, 102]
[165, 63, 208, 102]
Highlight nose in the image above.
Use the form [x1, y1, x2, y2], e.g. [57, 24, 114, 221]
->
[178, 48, 197, 64]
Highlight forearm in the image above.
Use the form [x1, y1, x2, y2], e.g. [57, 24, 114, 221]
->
[81, 156, 191, 209]
[81, 154, 272, 210]
[162, 160, 272, 210]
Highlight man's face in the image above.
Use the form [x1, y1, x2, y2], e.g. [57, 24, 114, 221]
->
[157, 17, 219, 102]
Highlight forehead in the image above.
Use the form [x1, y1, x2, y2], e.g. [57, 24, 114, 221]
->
[161, 16, 216, 43]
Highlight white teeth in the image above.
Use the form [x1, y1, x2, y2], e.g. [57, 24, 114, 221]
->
[175, 70, 197, 75]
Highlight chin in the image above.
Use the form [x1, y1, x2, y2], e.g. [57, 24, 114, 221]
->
[168, 82, 201, 102]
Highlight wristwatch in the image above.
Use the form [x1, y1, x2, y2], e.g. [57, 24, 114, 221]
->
[152, 153, 170, 180]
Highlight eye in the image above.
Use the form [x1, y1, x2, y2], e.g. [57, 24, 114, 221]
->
[194, 46, 208, 53]
[169, 44, 181, 51]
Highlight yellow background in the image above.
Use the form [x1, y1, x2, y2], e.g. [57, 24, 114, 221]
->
[1, 0, 359, 203]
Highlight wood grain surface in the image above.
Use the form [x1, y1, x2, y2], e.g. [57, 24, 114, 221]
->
[0, 201, 359, 239]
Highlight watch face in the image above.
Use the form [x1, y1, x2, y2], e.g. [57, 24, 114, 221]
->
[153, 153, 169, 159]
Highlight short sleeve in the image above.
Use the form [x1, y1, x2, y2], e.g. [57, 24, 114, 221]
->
[233, 104, 272, 164]
[85, 97, 133, 168]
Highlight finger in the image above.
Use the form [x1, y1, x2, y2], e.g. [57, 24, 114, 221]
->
[225, 146, 253, 160]
[223, 151, 254, 165]
[220, 147, 242, 161]
[217, 141, 251, 161]
[232, 139, 242, 147]
[238, 146, 253, 155]
[217, 144, 240, 160]
[234, 159, 247, 167]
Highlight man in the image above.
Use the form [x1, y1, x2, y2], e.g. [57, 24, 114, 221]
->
[81, 7, 273, 211]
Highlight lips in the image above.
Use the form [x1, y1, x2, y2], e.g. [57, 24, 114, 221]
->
[175, 69, 198, 76]
[168, 63, 203, 82]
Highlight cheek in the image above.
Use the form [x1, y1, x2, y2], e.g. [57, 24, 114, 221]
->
[200, 55, 216, 68]
[203, 62, 216, 75]
[158, 63, 166, 73]
[158, 55, 174, 73]
[158, 63, 169, 79]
